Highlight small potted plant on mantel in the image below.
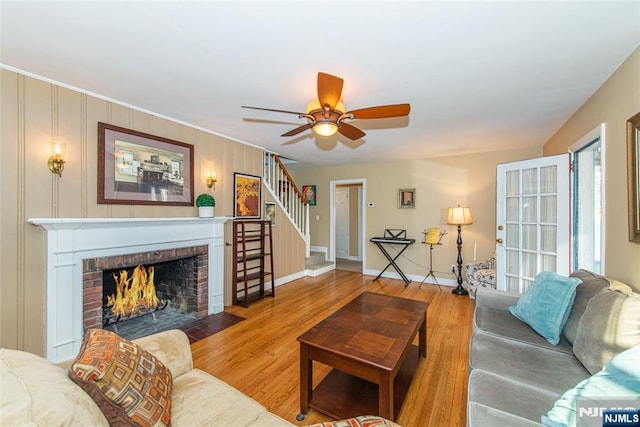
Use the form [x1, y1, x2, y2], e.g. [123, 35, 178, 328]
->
[195, 193, 215, 218]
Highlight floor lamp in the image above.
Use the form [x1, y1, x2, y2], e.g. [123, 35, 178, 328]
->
[447, 206, 473, 296]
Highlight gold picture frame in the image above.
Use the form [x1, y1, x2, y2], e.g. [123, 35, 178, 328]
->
[627, 112, 640, 243]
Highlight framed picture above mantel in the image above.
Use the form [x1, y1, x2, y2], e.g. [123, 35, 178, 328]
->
[98, 122, 194, 206]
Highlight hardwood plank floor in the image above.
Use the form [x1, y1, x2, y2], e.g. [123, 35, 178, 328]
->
[191, 271, 475, 427]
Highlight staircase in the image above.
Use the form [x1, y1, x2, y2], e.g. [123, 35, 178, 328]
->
[263, 152, 336, 276]
[263, 151, 311, 257]
[305, 251, 334, 277]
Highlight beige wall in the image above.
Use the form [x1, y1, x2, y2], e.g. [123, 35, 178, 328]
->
[0, 70, 304, 354]
[544, 47, 640, 288]
[290, 146, 542, 280]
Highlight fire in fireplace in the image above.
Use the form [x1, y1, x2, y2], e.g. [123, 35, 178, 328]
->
[103, 265, 169, 326]
[82, 245, 209, 341]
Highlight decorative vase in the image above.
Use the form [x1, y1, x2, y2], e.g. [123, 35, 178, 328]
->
[198, 206, 214, 218]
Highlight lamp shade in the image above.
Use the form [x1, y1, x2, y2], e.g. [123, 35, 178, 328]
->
[447, 206, 473, 225]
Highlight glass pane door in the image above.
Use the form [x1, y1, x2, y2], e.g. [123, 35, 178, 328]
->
[496, 154, 570, 293]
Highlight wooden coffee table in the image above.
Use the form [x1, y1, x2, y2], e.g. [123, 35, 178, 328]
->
[297, 292, 428, 421]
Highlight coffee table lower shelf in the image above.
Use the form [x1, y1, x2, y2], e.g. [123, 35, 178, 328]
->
[308, 345, 420, 420]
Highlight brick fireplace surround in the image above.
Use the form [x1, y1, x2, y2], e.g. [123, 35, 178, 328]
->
[28, 217, 230, 363]
[83, 245, 209, 331]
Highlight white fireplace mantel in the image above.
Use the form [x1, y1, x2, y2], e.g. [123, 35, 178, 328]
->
[28, 217, 231, 362]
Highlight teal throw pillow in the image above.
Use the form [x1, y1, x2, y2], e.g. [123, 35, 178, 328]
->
[509, 271, 582, 345]
[541, 344, 640, 427]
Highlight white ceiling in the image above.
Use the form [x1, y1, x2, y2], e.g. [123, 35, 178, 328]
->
[2, 1, 639, 167]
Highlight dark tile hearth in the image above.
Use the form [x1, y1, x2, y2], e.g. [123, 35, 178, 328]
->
[104, 306, 198, 341]
[103, 307, 244, 343]
[180, 312, 245, 343]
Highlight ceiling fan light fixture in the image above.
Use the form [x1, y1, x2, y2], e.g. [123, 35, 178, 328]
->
[242, 73, 409, 141]
[313, 122, 339, 136]
[306, 98, 345, 136]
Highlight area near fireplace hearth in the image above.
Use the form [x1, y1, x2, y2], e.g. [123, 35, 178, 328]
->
[28, 217, 229, 363]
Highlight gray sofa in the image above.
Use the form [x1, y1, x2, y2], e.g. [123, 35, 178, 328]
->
[467, 269, 640, 426]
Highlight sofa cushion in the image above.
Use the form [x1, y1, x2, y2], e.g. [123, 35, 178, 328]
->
[563, 270, 610, 345]
[573, 290, 640, 374]
[69, 329, 172, 427]
[0, 348, 109, 426]
[469, 332, 590, 394]
[468, 369, 560, 424]
[474, 307, 574, 354]
[468, 402, 546, 427]
[509, 271, 582, 345]
[170, 368, 287, 426]
[541, 344, 640, 427]
[133, 329, 194, 379]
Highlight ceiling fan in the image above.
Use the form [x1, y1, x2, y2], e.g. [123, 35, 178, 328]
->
[242, 72, 410, 141]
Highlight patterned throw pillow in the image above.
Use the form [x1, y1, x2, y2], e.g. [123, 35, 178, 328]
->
[69, 329, 172, 427]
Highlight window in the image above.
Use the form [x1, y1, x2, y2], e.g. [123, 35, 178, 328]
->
[571, 125, 605, 273]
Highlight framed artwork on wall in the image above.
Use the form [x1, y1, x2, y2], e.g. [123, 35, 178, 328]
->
[398, 188, 415, 208]
[264, 201, 276, 226]
[234, 172, 261, 218]
[302, 185, 316, 206]
[98, 122, 194, 205]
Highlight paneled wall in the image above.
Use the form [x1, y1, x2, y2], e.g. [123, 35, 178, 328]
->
[0, 69, 305, 355]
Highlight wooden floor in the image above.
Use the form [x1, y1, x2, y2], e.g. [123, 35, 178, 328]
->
[191, 271, 475, 427]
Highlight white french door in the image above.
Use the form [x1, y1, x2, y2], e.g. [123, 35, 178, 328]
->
[496, 154, 570, 293]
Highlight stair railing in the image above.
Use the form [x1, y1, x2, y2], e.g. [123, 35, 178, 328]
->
[264, 151, 310, 257]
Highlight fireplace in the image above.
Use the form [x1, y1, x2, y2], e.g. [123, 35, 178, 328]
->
[83, 245, 208, 340]
[28, 217, 229, 362]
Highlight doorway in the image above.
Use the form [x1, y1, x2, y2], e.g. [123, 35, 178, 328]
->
[330, 180, 365, 272]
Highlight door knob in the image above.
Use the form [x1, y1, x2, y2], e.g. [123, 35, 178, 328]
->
[496, 238, 504, 244]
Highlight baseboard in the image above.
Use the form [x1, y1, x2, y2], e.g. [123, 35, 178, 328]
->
[271, 270, 306, 287]
[271, 267, 455, 287]
[362, 268, 457, 287]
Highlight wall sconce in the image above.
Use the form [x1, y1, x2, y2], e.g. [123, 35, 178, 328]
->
[206, 170, 217, 190]
[48, 141, 66, 176]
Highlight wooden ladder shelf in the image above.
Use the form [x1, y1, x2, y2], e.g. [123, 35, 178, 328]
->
[232, 220, 275, 307]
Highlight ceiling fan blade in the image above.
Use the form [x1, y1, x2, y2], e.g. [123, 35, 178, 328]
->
[317, 72, 344, 109]
[242, 105, 305, 116]
[338, 122, 366, 140]
[347, 104, 411, 119]
[281, 123, 314, 137]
